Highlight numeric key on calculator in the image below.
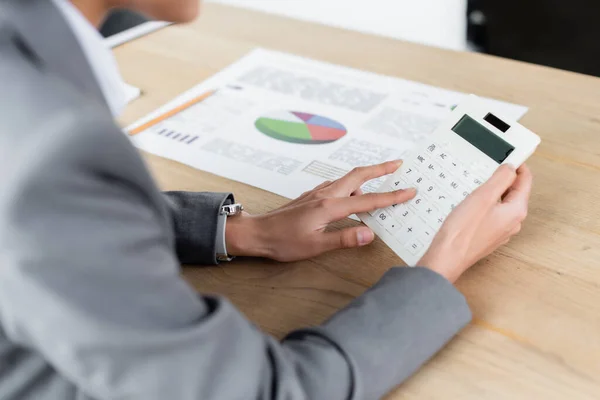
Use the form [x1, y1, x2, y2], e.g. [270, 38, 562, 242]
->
[413, 174, 432, 193]
[403, 167, 416, 178]
[392, 204, 414, 222]
[390, 177, 411, 190]
[374, 209, 392, 225]
[409, 195, 427, 211]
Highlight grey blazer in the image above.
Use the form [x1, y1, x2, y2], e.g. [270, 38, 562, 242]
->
[0, 1, 471, 399]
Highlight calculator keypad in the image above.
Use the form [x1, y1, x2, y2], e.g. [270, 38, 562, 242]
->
[367, 140, 495, 264]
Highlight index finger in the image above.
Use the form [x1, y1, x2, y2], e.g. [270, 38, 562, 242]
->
[328, 161, 403, 196]
[322, 188, 417, 222]
[502, 164, 533, 204]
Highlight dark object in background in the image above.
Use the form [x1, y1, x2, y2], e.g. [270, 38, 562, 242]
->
[100, 9, 148, 38]
[467, 0, 487, 53]
[468, 0, 600, 77]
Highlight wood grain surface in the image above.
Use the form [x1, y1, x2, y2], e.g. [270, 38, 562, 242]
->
[114, 4, 600, 398]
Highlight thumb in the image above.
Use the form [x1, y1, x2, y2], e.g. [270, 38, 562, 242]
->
[321, 226, 375, 252]
[478, 164, 517, 202]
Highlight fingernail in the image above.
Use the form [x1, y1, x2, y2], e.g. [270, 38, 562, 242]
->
[394, 159, 403, 167]
[357, 228, 374, 246]
[405, 187, 417, 195]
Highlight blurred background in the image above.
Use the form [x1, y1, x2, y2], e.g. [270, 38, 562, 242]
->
[101, 0, 600, 77]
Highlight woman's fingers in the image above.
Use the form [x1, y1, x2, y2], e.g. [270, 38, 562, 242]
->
[319, 226, 376, 253]
[286, 180, 334, 207]
[496, 167, 532, 225]
[502, 164, 533, 204]
[476, 164, 518, 203]
[318, 188, 417, 222]
[326, 160, 402, 196]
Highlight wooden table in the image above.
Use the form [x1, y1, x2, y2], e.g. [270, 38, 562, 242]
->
[115, 4, 600, 399]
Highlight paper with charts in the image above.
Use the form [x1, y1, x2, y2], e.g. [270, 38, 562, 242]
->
[127, 48, 528, 200]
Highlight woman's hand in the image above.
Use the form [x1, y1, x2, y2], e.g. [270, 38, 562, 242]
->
[226, 161, 416, 262]
[419, 164, 533, 283]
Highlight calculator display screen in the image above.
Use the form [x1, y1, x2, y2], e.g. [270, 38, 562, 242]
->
[451, 115, 515, 163]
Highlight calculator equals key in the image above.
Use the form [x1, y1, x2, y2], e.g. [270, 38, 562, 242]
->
[359, 95, 541, 266]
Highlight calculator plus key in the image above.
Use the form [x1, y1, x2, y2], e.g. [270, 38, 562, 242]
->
[394, 220, 419, 244]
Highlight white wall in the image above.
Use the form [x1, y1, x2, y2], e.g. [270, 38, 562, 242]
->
[207, 0, 467, 51]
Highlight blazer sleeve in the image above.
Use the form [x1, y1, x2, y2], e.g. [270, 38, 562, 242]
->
[0, 110, 472, 400]
[162, 191, 234, 265]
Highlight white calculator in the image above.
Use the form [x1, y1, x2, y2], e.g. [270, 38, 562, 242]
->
[359, 95, 541, 266]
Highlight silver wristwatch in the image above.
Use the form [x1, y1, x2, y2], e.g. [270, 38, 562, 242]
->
[216, 203, 244, 262]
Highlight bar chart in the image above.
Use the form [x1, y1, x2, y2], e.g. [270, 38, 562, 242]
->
[152, 126, 199, 145]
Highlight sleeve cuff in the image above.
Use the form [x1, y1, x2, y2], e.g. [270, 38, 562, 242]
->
[319, 266, 472, 400]
[164, 191, 234, 265]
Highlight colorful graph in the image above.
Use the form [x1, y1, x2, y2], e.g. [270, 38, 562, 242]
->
[255, 111, 347, 144]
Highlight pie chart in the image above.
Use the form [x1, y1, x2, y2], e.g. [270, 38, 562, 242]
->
[255, 111, 347, 144]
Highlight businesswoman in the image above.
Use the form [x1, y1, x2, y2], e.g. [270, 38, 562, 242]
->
[0, 0, 532, 399]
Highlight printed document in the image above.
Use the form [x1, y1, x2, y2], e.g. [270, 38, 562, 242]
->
[127, 48, 528, 199]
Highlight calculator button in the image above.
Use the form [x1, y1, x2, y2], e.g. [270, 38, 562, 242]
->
[434, 192, 449, 202]
[394, 221, 418, 244]
[448, 159, 463, 174]
[403, 167, 417, 178]
[436, 148, 454, 165]
[425, 162, 438, 174]
[460, 168, 471, 181]
[405, 238, 424, 255]
[419, 224, 436, 242]
[374, 210, 392, 225]
[434, 170, 450, 186]
[409, 195, 427, 211]
[390, 177, 411, 190]
[383, 218, 403, 234]
[462, 175, 482, 192]
[423, 204, 443, 227]
[392, 203, 412, 220]
[423, 182, 436, 197]
[472, 176, 484, 187]
[423, 204, 437, 218]
[447, 179, 463, 197]
[413, 174, 431, 192]
[414, 152, 430, 166]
